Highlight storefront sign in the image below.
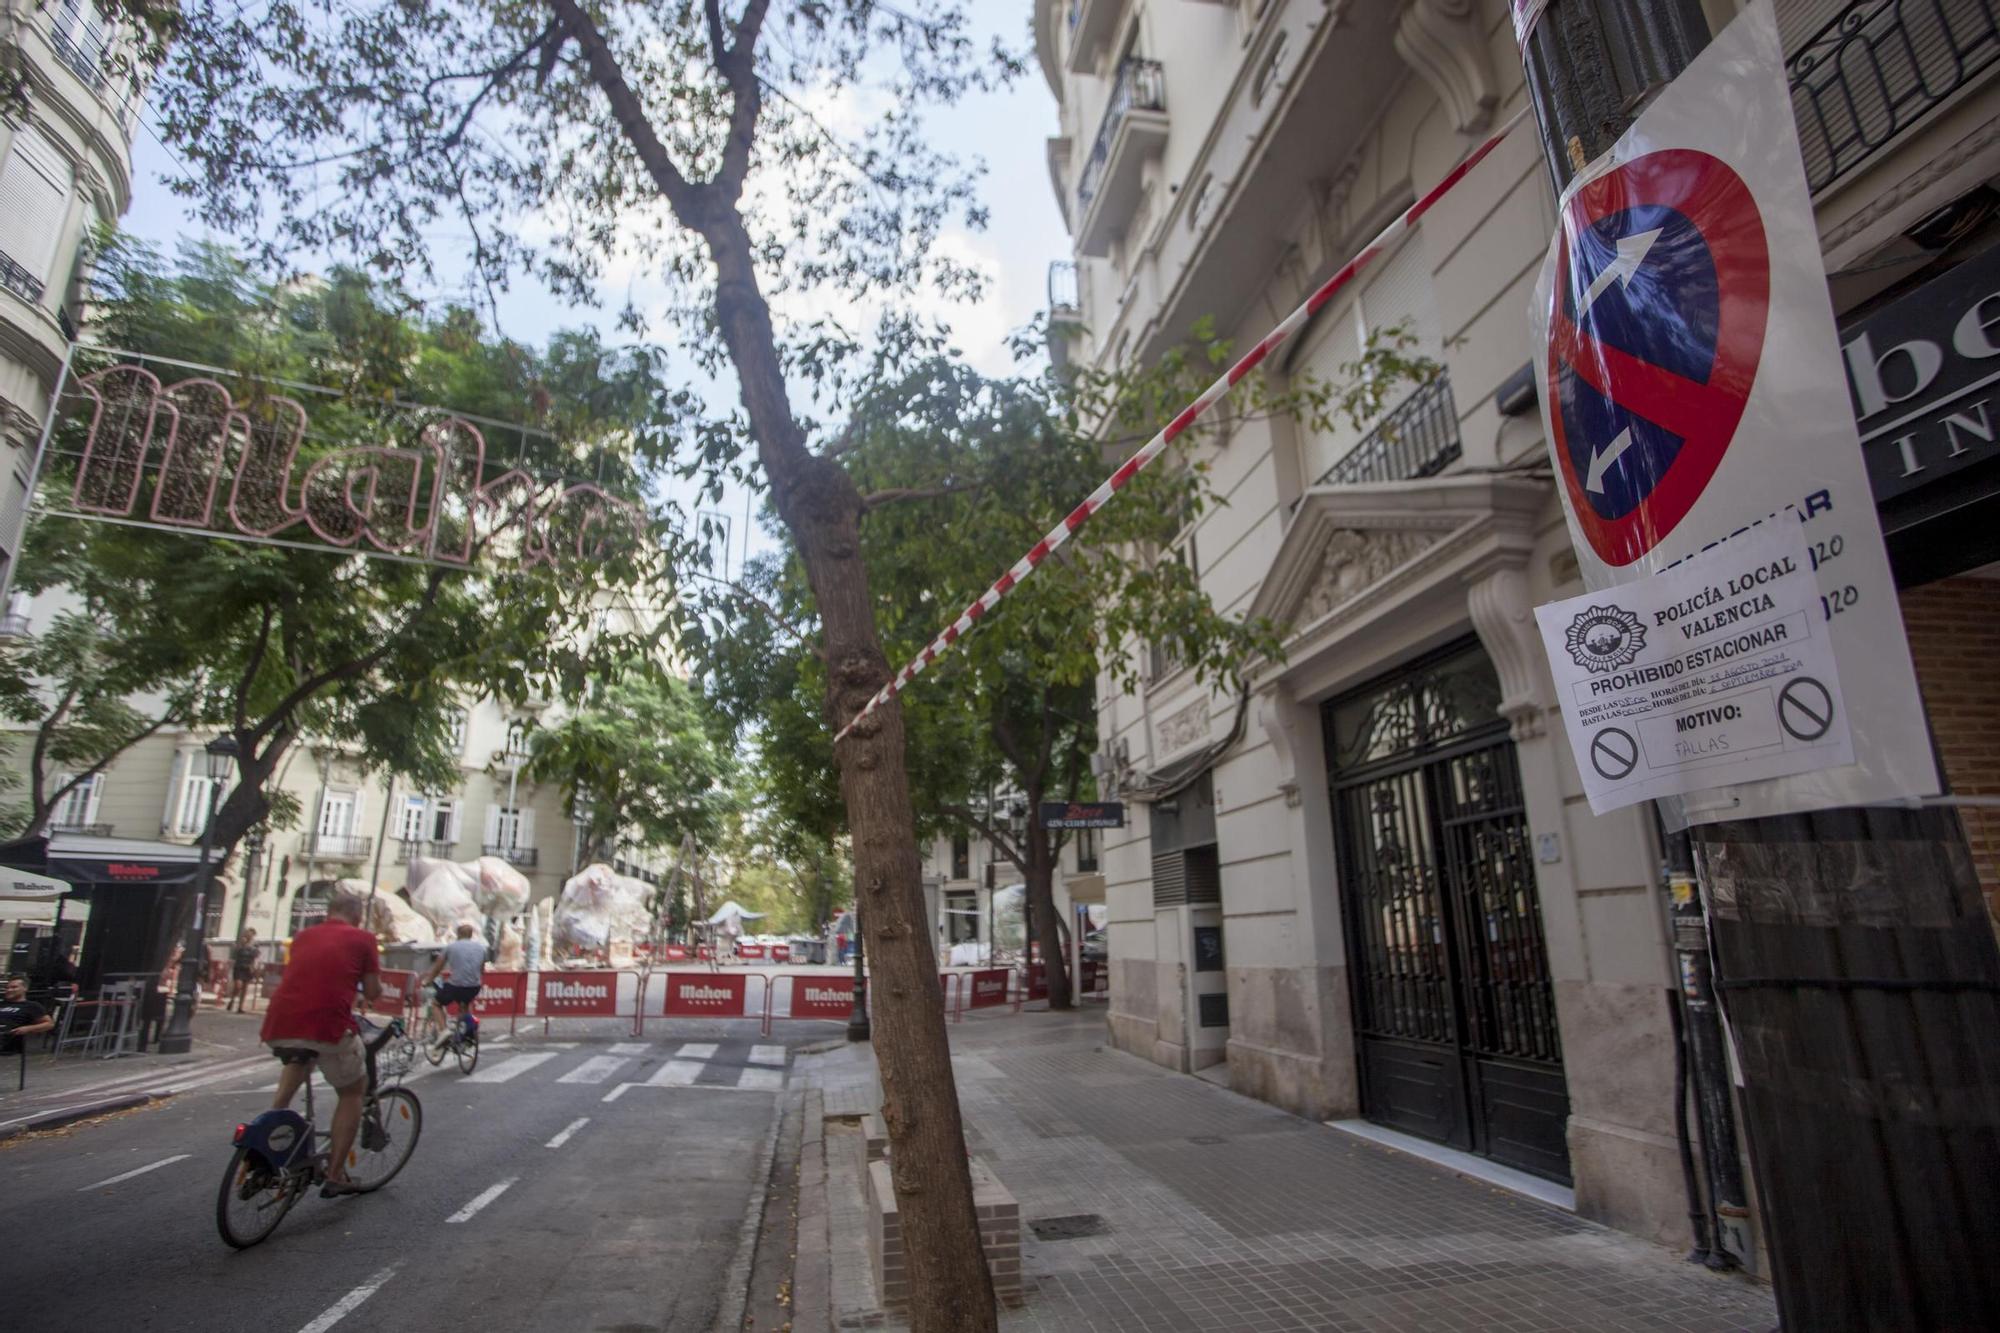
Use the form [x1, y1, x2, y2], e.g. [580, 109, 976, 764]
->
[473, 971, 526, 1017]
[1536, 526, 1852, 813]
[1842, 240, 2000, 506]
[1040, 801, 1125, 830]
[1528, 0, 1936, 821]
[540, 970, 622, 1017]
[788, 977, 853, 1020]
[662, 972, 747, 1018]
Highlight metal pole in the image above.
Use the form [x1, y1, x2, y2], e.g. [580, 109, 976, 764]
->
[1520, 4, 2000, 1325]
[845, 896, 870, 1042]
[0, 341, 77, 612]
[158, 773, 221, 1055]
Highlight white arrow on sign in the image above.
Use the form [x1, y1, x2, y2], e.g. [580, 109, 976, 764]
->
[1578, 227, 1663, 318]
[1586, 427, 1636, 494]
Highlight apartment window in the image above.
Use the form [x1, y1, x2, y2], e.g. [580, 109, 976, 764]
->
[486, 804, 535, 851]
[428, 798, 458, 843]
[1076, 827, 1100, 873]
[318, 791, 358, 840]
[51, 0, 110, 86]
[50, 773, 102, 830]
[503, 719, 530, 759]
[0, 125, 75, 305]
[952, 834, 970, 880]
[177, 771, 228, 836]
[447, 708, 468, 755]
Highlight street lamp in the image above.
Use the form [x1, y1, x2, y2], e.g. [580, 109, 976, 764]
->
[159, 734, 239, 1055]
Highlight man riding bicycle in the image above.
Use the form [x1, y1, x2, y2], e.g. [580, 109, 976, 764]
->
[259, 889, 380, 1197]
[420, 922, 487, 1047]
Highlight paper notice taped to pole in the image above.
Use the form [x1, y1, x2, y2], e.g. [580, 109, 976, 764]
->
[1537, 525, 1852, 814]
[1526, 0, 1938, 822]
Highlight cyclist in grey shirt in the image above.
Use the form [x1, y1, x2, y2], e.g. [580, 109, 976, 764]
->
[420, 923, 488, 1045]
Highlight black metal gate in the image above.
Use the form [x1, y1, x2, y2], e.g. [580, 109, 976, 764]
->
[1324, 640, 1571, 1183]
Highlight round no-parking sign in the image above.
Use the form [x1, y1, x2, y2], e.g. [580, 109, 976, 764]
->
[1546, 149, 1770, 567]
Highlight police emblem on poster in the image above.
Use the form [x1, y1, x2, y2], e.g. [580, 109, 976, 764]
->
[1563, 606, 1647, 673]
[1527, 0, 1938, 821]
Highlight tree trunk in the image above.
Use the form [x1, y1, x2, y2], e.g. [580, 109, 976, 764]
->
[705, 216, 997, 1333]
[1026, 813, 1072, 1011]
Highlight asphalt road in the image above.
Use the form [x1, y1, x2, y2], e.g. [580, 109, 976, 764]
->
[0, 1017, 809, 1333]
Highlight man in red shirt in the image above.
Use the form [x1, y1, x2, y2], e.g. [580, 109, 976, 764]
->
[260, 891, 382, 1195]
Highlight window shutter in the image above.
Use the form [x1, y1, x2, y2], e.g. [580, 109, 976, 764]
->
[483, 804, 501, 848]
[519, 806, 537, 850]
[163, 751, 184, 833]
[447, 801, 463, 844]
[0, 124, 74, 289]
[82, 772, 103, 824]
[349, 788, 364, 834]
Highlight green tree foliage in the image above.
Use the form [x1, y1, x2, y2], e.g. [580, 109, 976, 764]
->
[524, 659, 736, 864]
[17, 239, 680, 858]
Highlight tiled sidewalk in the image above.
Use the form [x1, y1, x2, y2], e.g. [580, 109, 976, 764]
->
[792, 1009, 1775, 1333]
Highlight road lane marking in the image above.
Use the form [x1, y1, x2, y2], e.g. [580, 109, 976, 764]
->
[446, 1177, 518, 1223]
[646, 1060, 705, 1087]
[748, 1045, 787, 1067]
[557, 1056, 630, 1085]
[546, 1117, 590, 1148]
[609, 1042, 650, 1055]
[601, 1083, 634, 1103]
[462, 1052, 558, 1084]
[674, 1042, 719, 1059]
[738, 1067, 785, 1091]
[79, 1154, 191, 1191]
[297, 1265, 398, 1333]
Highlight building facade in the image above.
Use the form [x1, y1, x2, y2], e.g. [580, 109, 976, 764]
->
[0, 0, 140, 592]
[1034, 0, 2000, 1256]
[919, 825, 1106, 972]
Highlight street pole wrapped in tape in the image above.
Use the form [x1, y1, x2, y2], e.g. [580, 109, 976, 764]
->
[834, 106, 1529, 744]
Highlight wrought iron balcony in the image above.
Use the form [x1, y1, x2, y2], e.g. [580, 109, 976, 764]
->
[483, 843, 539, 868]
[1317, 374, 1463, 488]
[1786, 0, 2000, 194]
[0, 250, 46, 305]
[1078, 58, 1166, 214]
[49, 25, 106, 91]
[308, 832, 373, 860]
[50, 820, 113, 837]
[400, 838, 457, 862]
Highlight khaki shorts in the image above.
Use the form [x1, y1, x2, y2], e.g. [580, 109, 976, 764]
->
[267, 1032, 366, 1090]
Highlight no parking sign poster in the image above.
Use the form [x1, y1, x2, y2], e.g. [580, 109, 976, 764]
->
[1528, 0, 1937, 820]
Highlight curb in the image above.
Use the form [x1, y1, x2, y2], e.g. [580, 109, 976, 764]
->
[0, 1091, 166, 1141]
[713, 1081, 790, 1332]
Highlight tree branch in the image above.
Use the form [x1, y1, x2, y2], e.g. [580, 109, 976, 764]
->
[234, 603, 274, 734]
[858, 480, 983, 511]
[942, 802, 1023, 872]
[548, 0, 702, 216]
[714, 0, 772, 200]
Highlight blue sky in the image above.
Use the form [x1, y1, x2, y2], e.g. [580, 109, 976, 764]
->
[116, 9, 1069, 575]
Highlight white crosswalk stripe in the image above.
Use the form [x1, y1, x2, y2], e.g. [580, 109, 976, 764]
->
[737, 1067, 784, 1091]
[462, 1052, 559, 1084]
[645, 1060, 706, 1087]
[556, 1056, 630, 1085]
[608, 1043, 649, 1055]
[748, 1045, 786, 1067]
[673, 1042, 720, 1059]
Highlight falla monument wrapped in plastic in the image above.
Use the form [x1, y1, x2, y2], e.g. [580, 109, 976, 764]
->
[551, 863, 655, 967]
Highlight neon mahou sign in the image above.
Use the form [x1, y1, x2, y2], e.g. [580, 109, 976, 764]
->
[56, 364, 647, 571]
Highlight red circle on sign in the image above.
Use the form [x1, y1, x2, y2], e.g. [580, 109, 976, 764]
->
[1546, 149, 1769, 566]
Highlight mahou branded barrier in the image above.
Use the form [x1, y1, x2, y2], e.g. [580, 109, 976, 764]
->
[785, 975, 854, 1021]
[472, 970, 527, 1034]
[966, 968, 1010, 1011]
[737, 942, 767, 961]
[538, 970, 638, 1034]
[374, 969, 420, 1016]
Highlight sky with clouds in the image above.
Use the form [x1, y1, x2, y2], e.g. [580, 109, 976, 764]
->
[116, 7, 1069, 576]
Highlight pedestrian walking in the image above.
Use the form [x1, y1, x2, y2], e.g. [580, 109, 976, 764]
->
[227, 929, 260, 1012]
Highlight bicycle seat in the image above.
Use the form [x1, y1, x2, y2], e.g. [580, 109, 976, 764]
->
[270, 1047, 319, 1066]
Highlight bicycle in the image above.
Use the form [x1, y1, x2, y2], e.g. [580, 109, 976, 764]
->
[420, 988, 481, 1075]
[215, 1014, 424, 1249]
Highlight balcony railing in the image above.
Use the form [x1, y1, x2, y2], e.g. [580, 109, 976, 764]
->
[484, 843, 539, 868]
[1078, 58, 1166, 210]
[1317, 374, 1462, 488]
[1787, 0, 2000, 193]
[400, 838, 457, 862]
[0, 250, 46, 305]
[308, 832, 374, 860]
[50, 25, 107, 91]
[50, 821, 112, 838]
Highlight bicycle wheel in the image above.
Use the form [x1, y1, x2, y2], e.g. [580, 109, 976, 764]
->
[215, 1146, 301, 1249]
[345, 1087, 422, 1192]
[454, 1030, 479, 1075]
[421, 1008, 447, 1065]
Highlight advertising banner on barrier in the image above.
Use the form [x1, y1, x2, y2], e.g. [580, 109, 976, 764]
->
[738, 943, 766, 960]
[374, 969, 418, 1015]
[789, 976, 854, 1019]
[540, 970, 622, 1017]
[663, 944, 690, 961]
[967, 969, 1010, 1009]
[663, 972, 749, 1018]
[772, 944, 791, 963]
[473, 971, 526, 1017]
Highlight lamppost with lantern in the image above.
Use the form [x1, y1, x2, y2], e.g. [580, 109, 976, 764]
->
[159, 734, 239, 1055]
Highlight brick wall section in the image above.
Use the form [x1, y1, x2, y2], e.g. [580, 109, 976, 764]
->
[1900, 576, 2000, 921]
[867, 1157, 1023, 1312]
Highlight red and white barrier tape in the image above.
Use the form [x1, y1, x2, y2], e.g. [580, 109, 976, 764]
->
[834, 106, 1529, 744]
